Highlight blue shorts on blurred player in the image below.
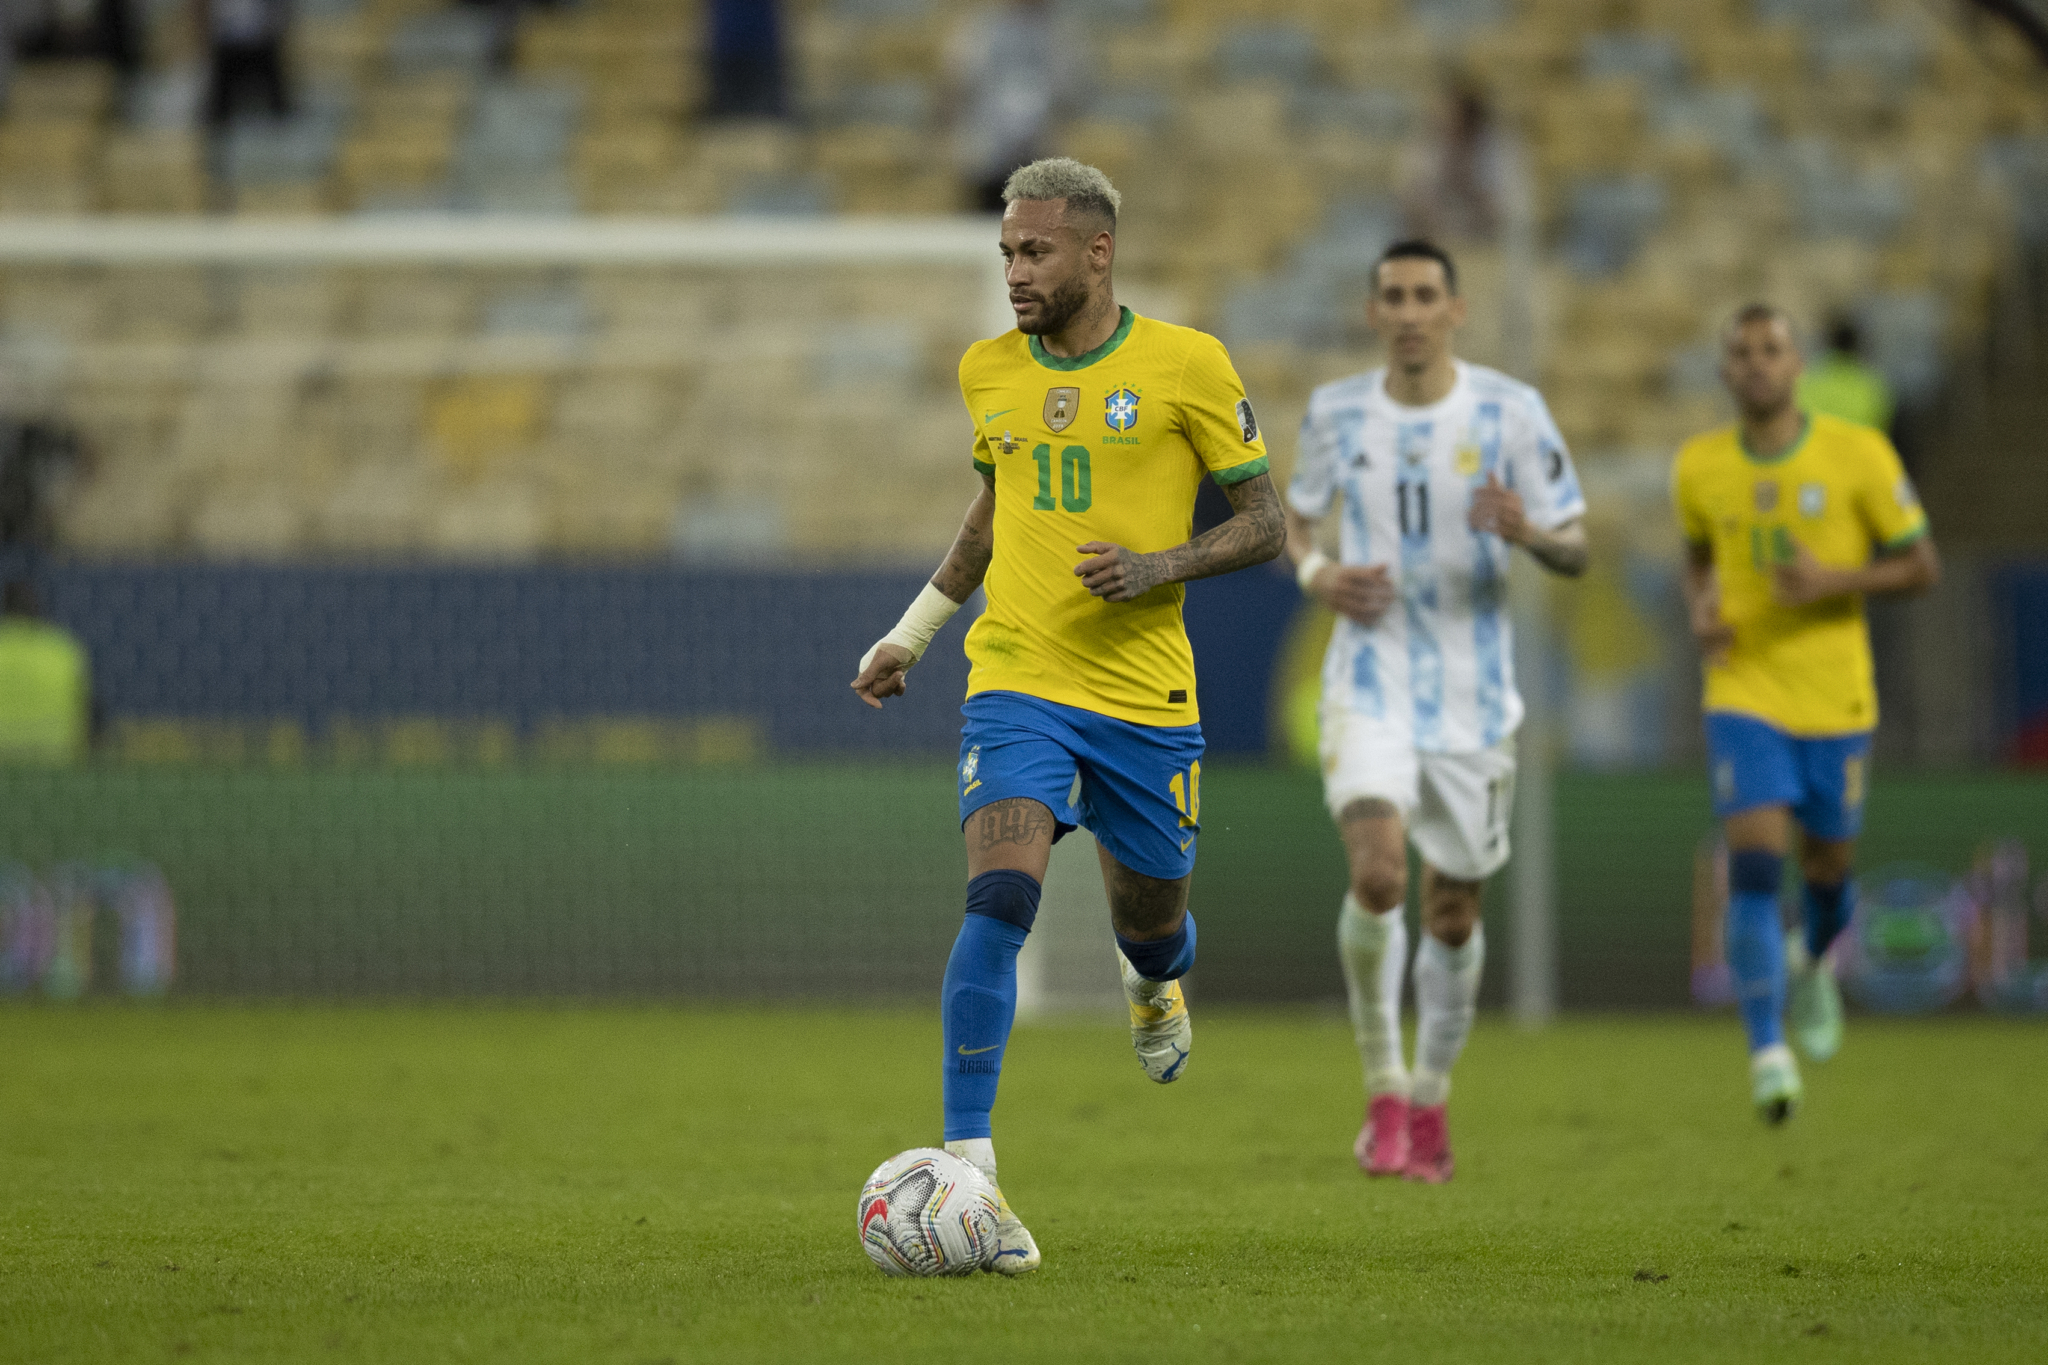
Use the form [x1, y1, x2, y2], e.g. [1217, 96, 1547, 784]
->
[1706, 711, 1871, 840]
[958, 691, 1205, 882]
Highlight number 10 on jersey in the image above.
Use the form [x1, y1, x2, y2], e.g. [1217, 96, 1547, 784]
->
[1031, 443, 1092, 512]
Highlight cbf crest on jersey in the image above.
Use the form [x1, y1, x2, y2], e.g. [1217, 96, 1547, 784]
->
[1043, 387, 1079, 432]
[1105, 387, 1140, 432]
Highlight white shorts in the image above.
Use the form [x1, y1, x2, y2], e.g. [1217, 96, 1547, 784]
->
[1319, 710, 1517, 882]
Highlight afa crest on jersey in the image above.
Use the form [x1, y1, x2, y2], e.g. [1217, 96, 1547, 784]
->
[1106, 387, 1140, 432]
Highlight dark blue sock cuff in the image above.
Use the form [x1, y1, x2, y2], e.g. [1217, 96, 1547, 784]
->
[965, 868, 1042, 932]
[1804, 879, 1846, 914]
[1117, 911, 1197, 982]
[1729, 849, 1784, 897]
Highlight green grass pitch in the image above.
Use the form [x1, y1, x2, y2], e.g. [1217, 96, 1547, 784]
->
[3, 1005, 2044, 1363]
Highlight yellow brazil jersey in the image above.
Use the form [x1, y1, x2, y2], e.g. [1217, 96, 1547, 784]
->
[1671, 412, 1928, 736]
[958, 307, 1269, 726]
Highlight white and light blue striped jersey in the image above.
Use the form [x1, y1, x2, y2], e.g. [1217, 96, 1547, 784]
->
[1288, 361, 1585, 754]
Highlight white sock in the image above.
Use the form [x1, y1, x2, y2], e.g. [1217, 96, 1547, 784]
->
[1337, 893, 1410, 1098]
[945, 1137, 998, 1185]
[1411, 924, 1484, 1108]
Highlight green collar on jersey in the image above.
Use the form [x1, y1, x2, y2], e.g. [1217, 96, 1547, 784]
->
[1739, 412, 1811, 466]
[1029, 306, 1135, 371]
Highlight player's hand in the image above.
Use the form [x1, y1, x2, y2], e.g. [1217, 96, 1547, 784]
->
[850, 642, 914, 709]
[1689, 588, 1735, 667]
[1074, 542, 1163, 601]
[1467, 472, 1528, 545]
[1772, 542, 1850, 608]
[1316, 562, 1397, 627]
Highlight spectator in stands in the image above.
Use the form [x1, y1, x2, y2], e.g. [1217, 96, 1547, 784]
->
[200, 0, 292, 130]
[0, 420, 83, 555]
[702, 0, 787, 121]
[1399, 77, 1521, 245]
[10, 0, 141, 87]
[945, 0, 1085, 213]
[1798, 315, 1896, 436]
[0, 580, 89, 767]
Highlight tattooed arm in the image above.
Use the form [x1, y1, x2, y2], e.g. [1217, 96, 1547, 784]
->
[931, 471, 998, 603]
[852, 472, 995, 708]
[1073, 473, 1286, 603]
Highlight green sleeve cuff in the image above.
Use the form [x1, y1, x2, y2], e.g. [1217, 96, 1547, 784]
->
[972, 459, 996, 476]
[1880, 523, 1928, 552]
[1210, 455, 1269, 486]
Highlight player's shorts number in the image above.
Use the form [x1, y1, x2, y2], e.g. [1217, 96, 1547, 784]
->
[1031, 443, 1092, 513]
[1167, 759, 1201, 830]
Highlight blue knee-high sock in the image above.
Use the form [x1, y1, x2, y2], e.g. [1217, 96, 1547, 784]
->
[941, 869, 1040, 1142]
[1726, 849, 1786, 1052]
[1803, 877, 1852, 960]
[1115, 910, 1197, 982]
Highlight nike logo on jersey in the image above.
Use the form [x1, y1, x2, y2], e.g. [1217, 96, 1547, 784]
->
[983, 408, 1016, 424]
[956, 1043, 1001, 1056]
[1179, 836, 1195, 852]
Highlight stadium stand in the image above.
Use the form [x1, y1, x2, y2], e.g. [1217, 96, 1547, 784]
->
[0, 0, 2040, 565]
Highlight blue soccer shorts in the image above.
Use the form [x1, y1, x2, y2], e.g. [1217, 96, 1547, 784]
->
[957, 690, 1206, 882]
[1705, 710, 1872, 841]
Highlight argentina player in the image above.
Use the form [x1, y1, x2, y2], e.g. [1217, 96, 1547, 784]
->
[1285, 241, 1587, 1183]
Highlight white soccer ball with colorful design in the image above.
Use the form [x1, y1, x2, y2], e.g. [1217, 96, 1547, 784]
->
[857, 1148, 1000, 1276]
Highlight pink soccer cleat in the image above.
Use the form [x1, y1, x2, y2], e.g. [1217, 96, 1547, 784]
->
[1354, 1093, 1411, 1176]
[1404, 1104, 1454, 1184]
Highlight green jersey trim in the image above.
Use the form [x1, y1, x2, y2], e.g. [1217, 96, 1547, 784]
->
[1879, 523, 1928, 552]
[1029, 307, 1136, 371]
[1210, 455, 1269, 486]
[1739, 413, 1811, 467]
[971, 458, 996, 476]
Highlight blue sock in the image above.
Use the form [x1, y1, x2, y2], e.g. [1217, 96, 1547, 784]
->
[1115, 910, 1196, 982]
[1803, 878, 1852, 960]
[940, 870, 1040, 1142]
[1726, 849, 1786, 1053]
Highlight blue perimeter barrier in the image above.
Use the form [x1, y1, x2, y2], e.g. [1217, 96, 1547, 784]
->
[31, 560, 1302, 758]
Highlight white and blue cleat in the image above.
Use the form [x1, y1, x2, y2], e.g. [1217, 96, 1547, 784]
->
[1119, 951, 1191, 1084]
[982, 1183, 1041, 1276]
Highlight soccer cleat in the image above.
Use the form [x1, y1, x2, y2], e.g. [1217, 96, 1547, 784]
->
[1750, 1043, 1803, 1125]
[982, 1182, 1040, 1276]
[1354, 1093, 1411, 1176]
[1785, 932, 1844, 1063]
[1118, 951, 1191, 1083]
[1404, 1103, 1454, 1184]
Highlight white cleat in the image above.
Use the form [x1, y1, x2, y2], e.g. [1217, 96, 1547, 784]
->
[1785, 932, 1845, 1063]
[1118, 952, 1191, 1084]
[983, 1183, 1041, 1276]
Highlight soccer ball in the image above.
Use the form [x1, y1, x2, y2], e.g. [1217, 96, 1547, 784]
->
[857, 1148, 1000, 1277]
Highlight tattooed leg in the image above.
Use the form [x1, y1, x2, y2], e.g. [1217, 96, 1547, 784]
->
[966, 797, 1057, 882]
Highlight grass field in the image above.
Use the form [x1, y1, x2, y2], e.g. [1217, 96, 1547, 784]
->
[5, 1007, 2045, 1362]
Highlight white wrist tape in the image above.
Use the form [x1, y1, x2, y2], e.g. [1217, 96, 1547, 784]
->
[1296, 549, 1330, 595]
[859, 583, 963, 674]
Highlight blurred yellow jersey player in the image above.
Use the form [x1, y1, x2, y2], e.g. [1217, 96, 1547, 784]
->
[958, 307, 1269, 726]
[1673, 304, 1939, 1130]
[1672, 410, 1926, 735]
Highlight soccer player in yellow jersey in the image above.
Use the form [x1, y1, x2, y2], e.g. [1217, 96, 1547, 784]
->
[849, 158, 1283, 1273]
[1672, 305, 1939, 1124]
